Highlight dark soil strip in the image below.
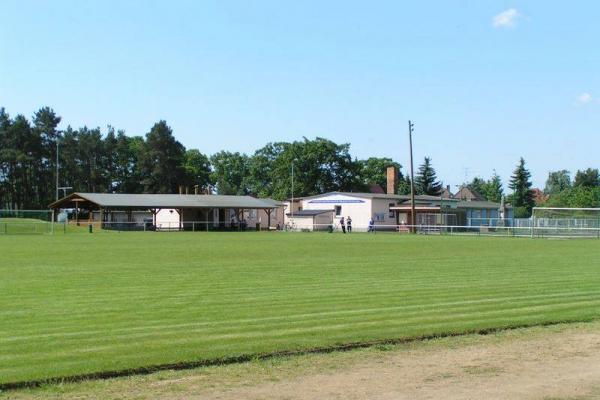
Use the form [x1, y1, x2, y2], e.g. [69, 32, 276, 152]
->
[0, 318, 594, 392]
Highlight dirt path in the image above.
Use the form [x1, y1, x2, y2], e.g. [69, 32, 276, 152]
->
[6, 322, 600, 399]
[185, 325, 600, 400]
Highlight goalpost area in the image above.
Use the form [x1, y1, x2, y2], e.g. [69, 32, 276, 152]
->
[0, 210, 59, 235]
[532, 207, 600, 238]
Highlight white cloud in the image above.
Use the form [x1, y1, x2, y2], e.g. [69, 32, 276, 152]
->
[576, 92, 593, 105]
[492, 9, 520, 28]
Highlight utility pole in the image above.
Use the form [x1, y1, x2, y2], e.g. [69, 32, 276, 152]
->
[408, 120, 416, 233]
[291, 161, 294, 223]
[55, 139, 60, 201]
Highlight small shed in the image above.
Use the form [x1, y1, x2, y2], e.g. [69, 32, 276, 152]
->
[286, 209, 334, 231]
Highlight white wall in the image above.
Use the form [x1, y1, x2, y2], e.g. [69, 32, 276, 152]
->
[291, 194, 374, 230]
[283, 193, 410, 231]
[294, 216, 316, 231]
[156, 209, 181, 230]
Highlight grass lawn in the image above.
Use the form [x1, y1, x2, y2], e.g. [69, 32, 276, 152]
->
[0, 219, 54, 235]
[1, 232, 599, 386]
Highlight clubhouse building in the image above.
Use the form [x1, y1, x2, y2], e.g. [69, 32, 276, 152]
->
[284, 167, 512, 231]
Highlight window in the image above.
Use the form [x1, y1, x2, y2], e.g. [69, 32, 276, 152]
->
[335, 205, 342, 216]
[374, 212, 385, 221]
[388, 203, 395, 218]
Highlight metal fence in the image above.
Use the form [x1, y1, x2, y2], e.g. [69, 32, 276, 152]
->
[283, 221, 600, 238]
[3, 213, 598, 238]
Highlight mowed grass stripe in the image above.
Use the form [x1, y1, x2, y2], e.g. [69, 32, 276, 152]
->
[3, 294, 600, 363]
[0, 233, 599, 385]
[2, 301, 597, 383]
[2, 288, 600, 343]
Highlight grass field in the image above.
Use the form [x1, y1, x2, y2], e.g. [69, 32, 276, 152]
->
[1, 232, 599, 387]
[0, 218, 55, 235]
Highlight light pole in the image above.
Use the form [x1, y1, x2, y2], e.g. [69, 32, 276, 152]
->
[58, 186, 73, 198]
[408, 121, 416, 233]
[55, 138, 60, 201]
[291, 160, 295, 223]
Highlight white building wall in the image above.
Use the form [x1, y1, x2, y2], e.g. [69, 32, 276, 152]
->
[286, 194, 373, 230]
[294, 216, 316, 231]
[156, 209, 181, 230]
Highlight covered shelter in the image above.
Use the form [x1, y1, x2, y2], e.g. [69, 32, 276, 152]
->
[49, 192, 284, 231]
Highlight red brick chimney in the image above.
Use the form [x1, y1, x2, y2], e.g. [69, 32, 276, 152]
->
[386, 166, 398, 195]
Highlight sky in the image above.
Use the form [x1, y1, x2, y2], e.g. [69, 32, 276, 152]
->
[1, 0, 599, 190]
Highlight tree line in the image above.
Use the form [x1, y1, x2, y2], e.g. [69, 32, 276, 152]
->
[1, 107, 597, 215]
[0, 107, 428, 209]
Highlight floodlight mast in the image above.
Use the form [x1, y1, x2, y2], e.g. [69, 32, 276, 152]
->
[55, 139, 59, 201]
[291, 161, 294, 223]
[408, 120, 416, 233]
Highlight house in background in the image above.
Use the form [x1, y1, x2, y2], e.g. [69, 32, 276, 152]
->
[453, 185, 486, 201]
[285, 167, 513, 231]
[441, 185, 454, 199]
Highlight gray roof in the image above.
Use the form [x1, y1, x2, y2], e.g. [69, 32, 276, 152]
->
[50, 193, 283, 209]
[286, 209, 333, 217]
[290, 191, 458, 202]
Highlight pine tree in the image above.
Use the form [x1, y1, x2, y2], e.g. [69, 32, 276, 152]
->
[484, 171, 504, 203]
[508, 158, 535, 217]
[415, 157, 442, 196]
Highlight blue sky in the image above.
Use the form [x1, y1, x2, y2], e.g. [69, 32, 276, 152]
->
[1, 1, 599, 189]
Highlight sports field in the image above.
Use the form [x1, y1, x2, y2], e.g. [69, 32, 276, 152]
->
[1, 232, 599, 387]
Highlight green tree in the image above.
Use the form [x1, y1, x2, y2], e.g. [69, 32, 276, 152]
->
[183, 149, 211, 191]
[247, 142, 285, 198]
[397, 175, 412, 195]
[483, 171, 504, 203]
[544, 170, 571, 195]
[508, 158, 535, 217]
[357, 157, 403, 193]
[139, 121, 186, 193]
[415, 157, 442, 196]
[467, 177, 486, 197]
[544, 186, 600, 208]
[247, 138, 362, 200]
[114, 134, 145, 193]
[1, 114, 39, 208]
[103, 126, 119, 192]
[210, 151, 250, 195]
[573, 168, 600, 188]
[32, 107, 61, 205]
[0, 108, 11, 208]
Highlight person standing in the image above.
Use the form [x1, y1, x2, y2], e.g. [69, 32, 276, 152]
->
[347, 216, 352, 233]
[340, 217, 346, 234]
[368, 217, 375, 233]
